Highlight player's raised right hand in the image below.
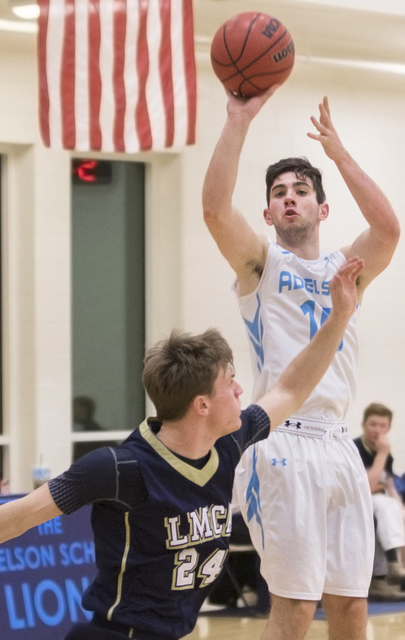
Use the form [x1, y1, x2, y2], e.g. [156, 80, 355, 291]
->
[225, 84, 280, 121]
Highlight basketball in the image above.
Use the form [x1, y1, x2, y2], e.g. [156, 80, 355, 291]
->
[210, 12, 295, 98]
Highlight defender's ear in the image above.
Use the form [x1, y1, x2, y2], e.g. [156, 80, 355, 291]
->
[192, 395, 210, 417]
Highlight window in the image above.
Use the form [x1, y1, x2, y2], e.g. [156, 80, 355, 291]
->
[71, 161, 145, 461]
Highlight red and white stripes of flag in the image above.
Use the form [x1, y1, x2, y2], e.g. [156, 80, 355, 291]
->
[38, 0, 197, 152]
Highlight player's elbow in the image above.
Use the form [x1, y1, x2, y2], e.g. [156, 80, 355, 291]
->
[203, 205, 216, 224]
[381, 214, 401, 246]
[203, 204, 232, 236]
[203, 208, 220, 237]
[202, 183, 233, 223]
[202, 183, 218, 219]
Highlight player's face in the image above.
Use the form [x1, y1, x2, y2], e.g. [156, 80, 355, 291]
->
[263, 172, 328, 247]
[362, 415, 391, 448]
[208, 365, 243, 436]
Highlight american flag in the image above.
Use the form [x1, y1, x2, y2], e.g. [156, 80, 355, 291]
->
[37, 0, 197, 152]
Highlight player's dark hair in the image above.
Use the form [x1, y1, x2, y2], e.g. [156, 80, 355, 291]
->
[265, 157, 326, 206]
[142, 328, 234, 422]
[362, 402, 393, 425]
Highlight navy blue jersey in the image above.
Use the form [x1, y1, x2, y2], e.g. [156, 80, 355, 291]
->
[49, 404, 270, 640]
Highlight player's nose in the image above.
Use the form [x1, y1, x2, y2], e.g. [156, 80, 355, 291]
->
[285, 192, 295, 203]
[235, 382, 243, 397]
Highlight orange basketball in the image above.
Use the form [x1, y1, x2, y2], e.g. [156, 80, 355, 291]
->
[210, 12, 295, 98]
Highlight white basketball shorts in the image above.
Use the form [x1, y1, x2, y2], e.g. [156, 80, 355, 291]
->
[233, 417, 374, 600]
[372, 492, 405, 551]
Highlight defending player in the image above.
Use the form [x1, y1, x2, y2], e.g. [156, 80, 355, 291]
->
[203, 89, 400, 640]
[0, 258, 362, 640]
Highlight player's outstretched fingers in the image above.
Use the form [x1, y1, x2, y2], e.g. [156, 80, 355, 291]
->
[319, 97, 332, 124]
[307, 114, 328, 141]
[322, 96, 331, 116]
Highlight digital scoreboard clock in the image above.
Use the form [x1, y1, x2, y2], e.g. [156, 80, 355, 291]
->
[72, 160, 113, 184]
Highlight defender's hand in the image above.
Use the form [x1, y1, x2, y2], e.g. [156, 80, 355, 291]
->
[329, 256, 364, 319]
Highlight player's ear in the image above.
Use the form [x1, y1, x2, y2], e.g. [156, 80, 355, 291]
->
[318, 203, 329, 221]
[193, 395, 210, 417]
[263, 208, 274, 226]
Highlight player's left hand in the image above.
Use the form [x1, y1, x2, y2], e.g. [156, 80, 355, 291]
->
[329, 256, 364, 318]
[307, 97, 348, 163]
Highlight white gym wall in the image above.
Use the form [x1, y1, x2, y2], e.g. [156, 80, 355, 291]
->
[0, 0, 404, 489]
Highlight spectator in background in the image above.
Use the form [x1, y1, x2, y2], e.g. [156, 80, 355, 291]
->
[73, 396, 118, 461]
[353, 403, 405, 599]
[73, 396, 105, 432]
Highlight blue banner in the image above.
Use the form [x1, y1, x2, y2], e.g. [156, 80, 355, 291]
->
[0, 495, 97, 640]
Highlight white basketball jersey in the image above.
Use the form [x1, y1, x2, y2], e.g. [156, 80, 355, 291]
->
[234, 240, 359, 423]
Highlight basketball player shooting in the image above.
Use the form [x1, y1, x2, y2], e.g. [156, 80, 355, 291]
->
[202, 88, 400, 640]
[0, 257, 362, 640]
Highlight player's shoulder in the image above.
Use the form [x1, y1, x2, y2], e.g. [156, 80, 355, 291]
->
[74, 444, 116, 467]
[114, 428, 143, 459]
[75, 428, 143, 471]
[266, 238, 287, 256]
[334, 246, 350, 261]
[260, 239, 292, 275]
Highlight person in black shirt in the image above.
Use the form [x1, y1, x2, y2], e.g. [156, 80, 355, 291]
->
[0, 258, 362, 640]
[353, 402, 405, 598]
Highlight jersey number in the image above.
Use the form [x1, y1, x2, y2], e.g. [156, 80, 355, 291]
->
[173, 548, 228, 590]
[301, 301, 343, 351]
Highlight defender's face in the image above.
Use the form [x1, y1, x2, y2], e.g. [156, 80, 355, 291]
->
[362, 415, 391, 448]
[209, 365, 243, 436]
[264, 172, 327, 235]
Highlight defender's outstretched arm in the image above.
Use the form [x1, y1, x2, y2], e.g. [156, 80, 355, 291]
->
[0, 482, 62, 544]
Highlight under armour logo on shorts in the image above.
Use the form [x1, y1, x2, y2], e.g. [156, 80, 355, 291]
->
[284, 420, 301, 429]
[272, 458, 287, 466]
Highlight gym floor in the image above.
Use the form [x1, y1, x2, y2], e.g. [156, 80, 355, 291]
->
[185, 612, 405, 640]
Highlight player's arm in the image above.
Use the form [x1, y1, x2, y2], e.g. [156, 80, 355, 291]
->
[0, 483, 62, 544]
[0, 448, 126, 545]
[308, 97, 400, 294]
[257, 257, 363, 428]
[202, 87, 278, 295]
